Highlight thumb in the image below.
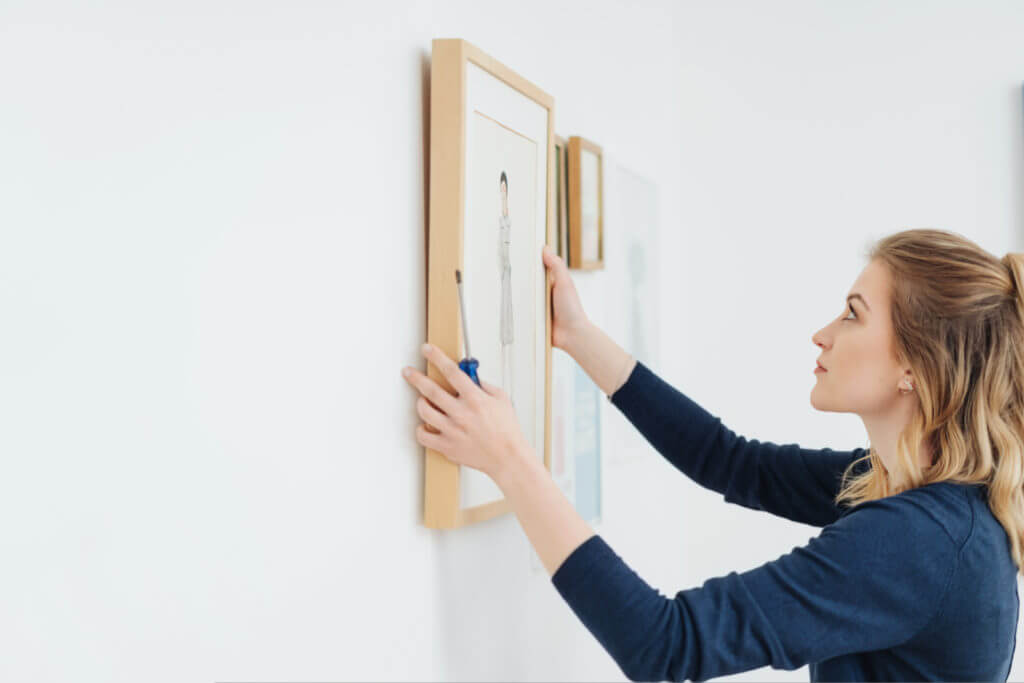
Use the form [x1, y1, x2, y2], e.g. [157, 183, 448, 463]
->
[542, 245, 563, 271]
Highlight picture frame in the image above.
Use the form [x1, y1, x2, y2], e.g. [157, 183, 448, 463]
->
[567, 135, 604, 270]
[604, 162, 661, 465]
[555, 134, 570, 262]
[424, 38, 555, 529]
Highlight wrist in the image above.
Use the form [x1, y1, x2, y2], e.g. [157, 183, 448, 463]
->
[561, 319, 594, 358]
[493, 441, 542, 492]
[612, 354, 637, 397]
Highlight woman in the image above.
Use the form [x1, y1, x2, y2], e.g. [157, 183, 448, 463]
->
[401, 228, 1021, 681]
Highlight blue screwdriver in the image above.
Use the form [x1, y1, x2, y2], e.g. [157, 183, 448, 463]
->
[454, 269, 481, 386]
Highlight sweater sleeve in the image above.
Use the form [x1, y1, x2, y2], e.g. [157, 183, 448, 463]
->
[550, 494, 960, 682]
[610, 360, 867, 527]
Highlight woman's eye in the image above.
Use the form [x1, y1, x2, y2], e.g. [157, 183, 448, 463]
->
[843, 304, 856, 321]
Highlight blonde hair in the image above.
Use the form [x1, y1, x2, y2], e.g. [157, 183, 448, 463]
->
[833, 228, 1024, 575]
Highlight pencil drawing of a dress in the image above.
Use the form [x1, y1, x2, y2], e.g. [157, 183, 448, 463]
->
[499, 212, 513, 344]
[499, 211, 514, 410]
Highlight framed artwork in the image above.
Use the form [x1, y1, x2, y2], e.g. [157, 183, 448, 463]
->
[549, 350, 577, 505]
[424, 38, 555, 529]
[572, 361, 602, 524]
[620, 165, 660, 372]
[604, 161, 661, 465]
[567, 135, 604, 270]
[555, 135, 570, 262]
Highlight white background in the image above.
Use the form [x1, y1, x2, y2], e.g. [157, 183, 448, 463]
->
[2, 1, 1023, 681]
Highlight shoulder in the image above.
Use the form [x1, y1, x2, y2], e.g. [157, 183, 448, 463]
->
[838, 481, 973, 550]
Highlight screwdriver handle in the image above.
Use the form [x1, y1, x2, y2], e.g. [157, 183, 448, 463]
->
[459, 357, 481, 386]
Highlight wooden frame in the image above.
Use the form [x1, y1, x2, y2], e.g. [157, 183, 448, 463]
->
[555, 135, 570, 261]
[424, 38, 555, 529]
[567, 136, 605, 270]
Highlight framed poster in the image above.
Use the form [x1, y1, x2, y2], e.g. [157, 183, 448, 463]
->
[604, 161, 661, 465]
[572, 361, 602, 524]
[567, 135, 604, 270]
[550, 350, 577, 504]
[424, 39, 555, 529]
[620, 165, 660, 372]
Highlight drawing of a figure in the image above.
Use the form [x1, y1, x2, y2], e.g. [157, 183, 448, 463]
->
[499, 171, 515, 410]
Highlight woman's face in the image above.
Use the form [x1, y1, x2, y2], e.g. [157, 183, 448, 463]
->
[811, 259, 909, 417]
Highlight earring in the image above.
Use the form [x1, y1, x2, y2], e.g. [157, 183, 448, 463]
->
[899, 377, 914, 394]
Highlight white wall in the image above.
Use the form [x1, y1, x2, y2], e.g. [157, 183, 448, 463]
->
[2, 1, 1022, 681]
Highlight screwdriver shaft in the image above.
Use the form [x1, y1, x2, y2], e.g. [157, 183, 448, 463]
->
[455, 269, 472, 358]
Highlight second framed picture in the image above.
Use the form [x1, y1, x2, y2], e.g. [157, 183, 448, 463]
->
[567, 135, 604, 270]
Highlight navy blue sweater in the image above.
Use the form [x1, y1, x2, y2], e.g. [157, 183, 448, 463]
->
[550, 360, 1019, 681]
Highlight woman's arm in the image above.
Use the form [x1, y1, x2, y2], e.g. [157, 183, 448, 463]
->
[562, 320, 636, 398]
[493, 441, 596, 578]
[562, 317, 861, 527]
[549, 492, 959, 681]
[609, 358, 864, 527]
[542, 248, 855, 527]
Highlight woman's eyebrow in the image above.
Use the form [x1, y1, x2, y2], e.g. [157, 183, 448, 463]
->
[847, 293, 870, 312]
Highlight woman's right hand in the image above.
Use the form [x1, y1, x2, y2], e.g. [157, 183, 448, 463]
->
[541, 244, 590, 351]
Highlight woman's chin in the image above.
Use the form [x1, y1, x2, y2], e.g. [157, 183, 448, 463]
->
[809, 388, 829, 412]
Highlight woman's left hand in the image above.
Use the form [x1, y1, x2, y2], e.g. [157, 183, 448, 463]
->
[402, 343, 529, 481]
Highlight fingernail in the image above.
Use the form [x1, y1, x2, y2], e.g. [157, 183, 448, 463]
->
[421, 343, 430, 354]
[402, 367, 411, 377]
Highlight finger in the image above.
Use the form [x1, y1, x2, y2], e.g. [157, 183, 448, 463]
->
[404, 366, 460, 415]
[417, 395, 455, 433]
[542, 244, 563, 269]
[479, 378, 505, 399]
[422, 343, 480, 398]
[416, 423, 446, 452]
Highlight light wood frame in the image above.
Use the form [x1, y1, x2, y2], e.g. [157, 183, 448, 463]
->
[424, 38, 555, 529]
[567, 136, 605, 270]
[555, 135, 570, 261]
